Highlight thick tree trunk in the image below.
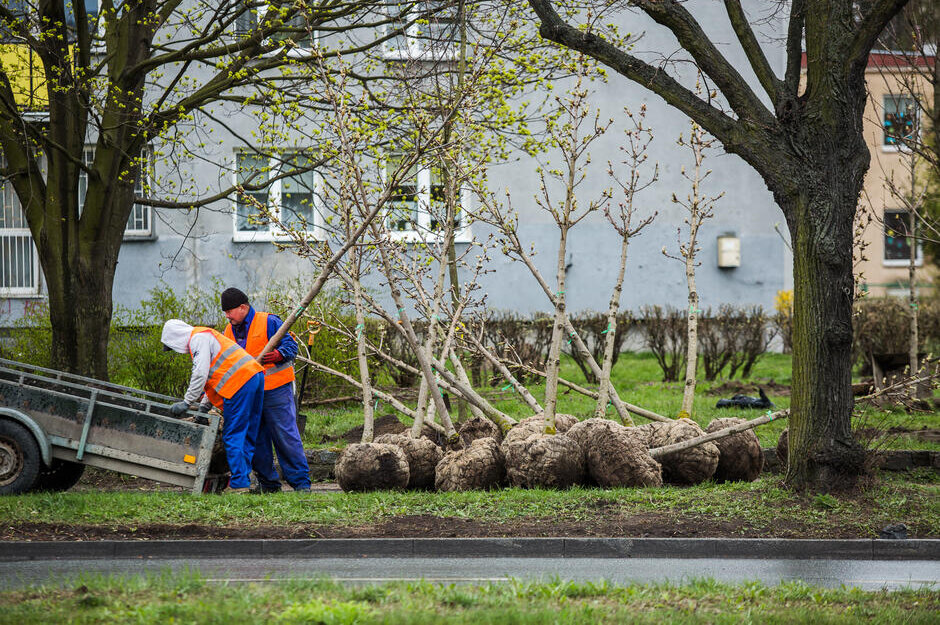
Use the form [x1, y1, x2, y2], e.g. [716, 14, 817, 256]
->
[44, 247, 116, 380]
[783, 185, 866, 490]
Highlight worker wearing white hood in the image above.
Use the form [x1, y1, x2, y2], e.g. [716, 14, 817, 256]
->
[161, 319, 265, 493]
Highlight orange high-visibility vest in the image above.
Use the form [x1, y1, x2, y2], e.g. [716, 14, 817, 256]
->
[190, 327, 264, 408]
[224, 311, 295, 391]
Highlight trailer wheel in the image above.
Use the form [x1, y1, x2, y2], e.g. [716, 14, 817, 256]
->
[32, 459, 86, 493]
[0, 419, 41, 495]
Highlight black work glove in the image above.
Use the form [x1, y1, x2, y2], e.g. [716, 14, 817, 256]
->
[169, 401, 189, 417]
[198, 402, 212, 413]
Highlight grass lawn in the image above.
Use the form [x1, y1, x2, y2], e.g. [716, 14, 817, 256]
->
[0, 574, 936, 624]
[2, 470, 937, 539]
[300, 352, 940, 451]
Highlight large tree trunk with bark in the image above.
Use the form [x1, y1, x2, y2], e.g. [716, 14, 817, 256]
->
[778, 134, 868, 488]
[44, 246, 118, 380]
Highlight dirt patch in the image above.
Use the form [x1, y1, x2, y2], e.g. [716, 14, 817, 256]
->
[335, 414, 409, 444]
[706, 379, 791, 398]
[1, 510, 915, 541]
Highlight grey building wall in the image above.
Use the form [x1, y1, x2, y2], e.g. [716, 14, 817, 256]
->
[3, 1, 793, 321]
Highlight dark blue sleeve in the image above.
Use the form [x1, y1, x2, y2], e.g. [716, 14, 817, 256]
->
[267, 314, 298, 360]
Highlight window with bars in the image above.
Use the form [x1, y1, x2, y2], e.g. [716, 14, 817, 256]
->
[0, 172, 39, 296]
[234, 150, 319, 241]
[385, 1, 458, 60]
[78, 146, 153, 237]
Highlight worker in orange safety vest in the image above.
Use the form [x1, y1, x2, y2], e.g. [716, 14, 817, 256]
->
[221, 288, 311, 493]
[161, 318, 264, 494]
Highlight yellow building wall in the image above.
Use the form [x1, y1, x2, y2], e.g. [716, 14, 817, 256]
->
[858, 63, 936, 297]
[0, 44, 47, 110]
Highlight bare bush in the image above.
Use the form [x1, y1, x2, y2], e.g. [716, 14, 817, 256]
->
[640, 305, 687, 381]
[698, 305, 776, 380]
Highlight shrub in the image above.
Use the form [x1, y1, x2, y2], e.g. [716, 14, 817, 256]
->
[698, 305, 776, 381]
[566, 311, 634, 383]
[639, 305, 687, 382]
[853, 296, 940, 363]
[109, 281, 227, 395]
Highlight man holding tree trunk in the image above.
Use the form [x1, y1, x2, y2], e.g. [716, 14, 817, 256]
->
[221, 288, 311, 494]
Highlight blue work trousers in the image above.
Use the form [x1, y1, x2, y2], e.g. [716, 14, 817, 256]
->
[221, 371, 264, 489]
[252, 382, 311, 490]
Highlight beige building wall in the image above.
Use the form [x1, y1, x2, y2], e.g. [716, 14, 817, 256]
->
[857, 57, 936, 297]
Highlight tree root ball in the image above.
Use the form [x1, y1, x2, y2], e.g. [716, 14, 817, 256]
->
[374, 434, 443, 489]
[524, 413, 578, 433]
[503, 431, 584, 489]
[776, 428, 788, 466]
[435, 437, 506, 491]
[335, 443, 409, 492]
[457, 415, 503, 446]
[566, 418, 663, 488]
[705, 418, 764, 482]
[632, 419, 719, 485]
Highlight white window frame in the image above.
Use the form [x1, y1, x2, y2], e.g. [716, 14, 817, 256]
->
[79, 145, 153, 239]
[882, 208, 923, 267]
[383, 154, 471, 243]
[232, 150, 323, 243]
[384, 1, 458, 61]
[0, 168, 40, 297]
[881, 93, 919, 152]
[234, 1, 318, 57]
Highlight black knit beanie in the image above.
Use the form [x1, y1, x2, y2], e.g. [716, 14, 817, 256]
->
[220, 287, 249, 311]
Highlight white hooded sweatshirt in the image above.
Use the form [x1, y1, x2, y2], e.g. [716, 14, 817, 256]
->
[161, 319, 221, 405]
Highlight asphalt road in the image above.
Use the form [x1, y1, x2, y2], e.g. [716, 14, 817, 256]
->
[2, 557, 937, 591]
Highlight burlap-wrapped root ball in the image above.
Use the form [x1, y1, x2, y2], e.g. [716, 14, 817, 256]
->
[374, 433, 443, 489]
[631, 419, 719, 485]
[335, 443, 409, 492]
[776, 428, 788, 466]
[567, 418, 663, 487]
[502, 428, 584, 489]
[435, 437, 506, 491]
[523, 413, 578, 433]
[458, 415, 503, 446]
[705, 418, 764, 482]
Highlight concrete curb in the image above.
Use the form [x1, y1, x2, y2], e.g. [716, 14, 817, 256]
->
[2, 538, 938, 562]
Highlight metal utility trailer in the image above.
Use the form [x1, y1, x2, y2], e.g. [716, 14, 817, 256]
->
[0, 358, 220, 495]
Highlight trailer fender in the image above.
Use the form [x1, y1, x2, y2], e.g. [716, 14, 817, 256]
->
[0, 408, 52, 467]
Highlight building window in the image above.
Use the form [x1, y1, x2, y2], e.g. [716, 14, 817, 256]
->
[386, 154, 466, 239]
[883, 209, 922, 265]
[234, 150, 319, 242]
[0, 171, 39, 296]
[78, 146, 152, 238]
[235, 1, 316, 50]
[883, 95, 917, 146]
[385, 1, 457, 60]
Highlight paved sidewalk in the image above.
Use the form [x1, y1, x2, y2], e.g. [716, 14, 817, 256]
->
[2, 538, 938, 561]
